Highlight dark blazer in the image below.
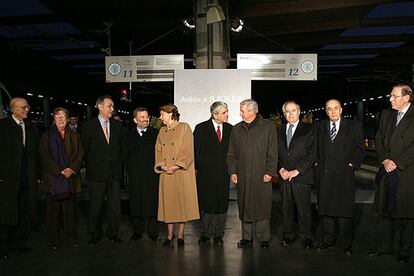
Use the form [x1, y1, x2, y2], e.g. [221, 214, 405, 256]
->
[125, 127, 159, 217]
[0, 117, 38, 225]
[81, 117, 124, 182]
[277, 121, 316, 185]
[314, 118, 365, 217]
[194, 119, 232, 213]
[375, 105, 414, 217]
[39, 126, 84, 193]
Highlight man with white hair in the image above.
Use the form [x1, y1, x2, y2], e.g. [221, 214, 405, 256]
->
[227, 99, 278, 248]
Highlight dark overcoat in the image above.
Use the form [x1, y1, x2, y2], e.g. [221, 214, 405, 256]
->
[375, 105, 414, 218]
[194, 119, 232, 213]
[277, 121, 316, 185]
[314, 118, 365, 217]
[125, 127, 159, 217]
[0, 117, 38, 225]
[81, 118, 124, 182]
[38, 126, 84, 193]
[227, 114, 278, 222]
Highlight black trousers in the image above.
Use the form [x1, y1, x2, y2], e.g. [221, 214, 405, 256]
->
[321, 215, 353, 248]
[199, 210, 227, 239]
[88, 179, 121, 239]
[0, 190, 31, 253]
[375, 215, 414, 256]
[131, 216, 158, 237]
[280, 181, 312, 241]
[47, 196, 76, 246]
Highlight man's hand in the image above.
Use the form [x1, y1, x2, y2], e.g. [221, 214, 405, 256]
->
[383, 159, 397, 172]
[279, 168, 289, 181]
[288, 169, 300, 182]
[263, 174, 272, 183]
[231, 174, 238, 184]
[166, 165, 180, 174]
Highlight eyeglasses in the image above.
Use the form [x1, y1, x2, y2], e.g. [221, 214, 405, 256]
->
[54, 114, 67, 119]
[15, 105, 30, 110]
[389, 94, 403, 100]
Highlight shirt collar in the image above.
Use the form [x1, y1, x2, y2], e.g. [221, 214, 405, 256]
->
[12, 114, 24, 125]
[211, 119, 222, 130]
[400, 103, 411, 114]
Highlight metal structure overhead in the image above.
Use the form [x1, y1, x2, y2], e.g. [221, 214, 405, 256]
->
[1, 0, 414, 101]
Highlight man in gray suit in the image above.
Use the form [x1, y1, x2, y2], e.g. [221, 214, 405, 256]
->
[370, 84, 414, 263]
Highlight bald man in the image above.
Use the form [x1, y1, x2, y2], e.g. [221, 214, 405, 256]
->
[0, 98, 39, 259]
[314, 99, 365, 255]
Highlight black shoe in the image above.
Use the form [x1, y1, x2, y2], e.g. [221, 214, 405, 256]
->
[344, 247, 352, 255]
[1, 252, 9, 260]
[198, 236, 210, 245]
[88, 238, 98, 246]
[316, 243, 333, 251]
[261, 241, 270, 248]
[51, 245, 58, 251]
[129, 233, 143, 242]
[149, 234, 160, 242]
[163, 235, 175, 247]
[109, 236, 122, 243]
[304, 239, 313, 250]
[237, 239, 253, 248]
[280, 238, 294, 248]
[368, 250, 390, 257]
[177, 238, 185, 247]
[214, 237, 224, 245]
[398, 255, 409, 263]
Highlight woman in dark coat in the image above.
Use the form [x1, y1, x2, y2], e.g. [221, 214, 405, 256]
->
[39, 107, 84, 250]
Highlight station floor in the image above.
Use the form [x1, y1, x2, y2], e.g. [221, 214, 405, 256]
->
[1, 187, 413, 276]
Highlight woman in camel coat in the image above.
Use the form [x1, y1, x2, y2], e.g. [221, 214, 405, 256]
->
[154, 103, 199, 246]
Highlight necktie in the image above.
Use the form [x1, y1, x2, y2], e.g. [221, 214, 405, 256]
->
[140, 130, 145, 136]
[286, 124, 294, 148]
[396, 111, 404, 126]
[330, 122, 337, 142]
[103, 120, 110, 144]
[19, 121, 26, 146]
[216, 125, 222, 142]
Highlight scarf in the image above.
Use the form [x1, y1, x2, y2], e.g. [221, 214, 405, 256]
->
[48, 126, 71, 200]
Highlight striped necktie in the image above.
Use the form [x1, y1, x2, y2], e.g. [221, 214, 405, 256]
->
[396, 111, 404, 126]
[330, 122, 337, 142]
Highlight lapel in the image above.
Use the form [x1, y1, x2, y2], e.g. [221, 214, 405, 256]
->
[280, 123, 288, 148]
[289, 121, 305, 148]
[333, 118, 346, 144]
[390, 104, 414, 144]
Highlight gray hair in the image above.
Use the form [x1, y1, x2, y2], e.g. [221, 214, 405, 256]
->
[282, 101, 301, 113]
[240, 99, 258, 113]
[133, 107, 148, 118]
[210, 101, 228, 116]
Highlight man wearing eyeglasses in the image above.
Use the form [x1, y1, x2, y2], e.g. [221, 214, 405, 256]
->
[314, 99, 365, 255]
[370, 84, 414, 263]
[0, 97, 39, 259]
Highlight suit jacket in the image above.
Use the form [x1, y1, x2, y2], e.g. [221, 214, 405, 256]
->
[0, 117, 39, 225]
[125, 127, 159, 217]
[194, 119, 232, 213]
[375, 105, 414, 217]
[81, 117, 124, 182]
[277, 121, 316, 185]
[314, 118, 365, 217]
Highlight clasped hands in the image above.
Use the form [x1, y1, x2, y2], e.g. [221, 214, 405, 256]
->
[279, 168, 299, 182]
[230, 174, 272, 184]
[382, 159, 397, 173]
[161, 165, 180, 174]
[60, 168, 75, 178]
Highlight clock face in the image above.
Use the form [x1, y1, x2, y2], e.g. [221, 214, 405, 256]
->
[108, 63, 121, 76]
[301, 60, 314, 74]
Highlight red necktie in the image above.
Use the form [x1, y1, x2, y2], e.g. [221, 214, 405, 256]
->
[217, 125, 222, 142]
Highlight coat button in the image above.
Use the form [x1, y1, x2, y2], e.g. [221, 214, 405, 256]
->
[172, 157, 175, 160]
[163, 144, 165, 146]
[171, 142, 174, 145]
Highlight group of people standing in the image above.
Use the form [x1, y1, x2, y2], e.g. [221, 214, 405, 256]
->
[1, 83, 414, 264]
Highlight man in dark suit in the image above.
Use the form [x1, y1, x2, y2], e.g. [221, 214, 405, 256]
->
[125, 107, 159, 242]
[81, 95, 124, 245]
[277, 101, 316, 250]
[0, 97, 38, 259]
[370, 84, 414, 263]
[194, 101, 232, 245]
[314, 99, 365, 255]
